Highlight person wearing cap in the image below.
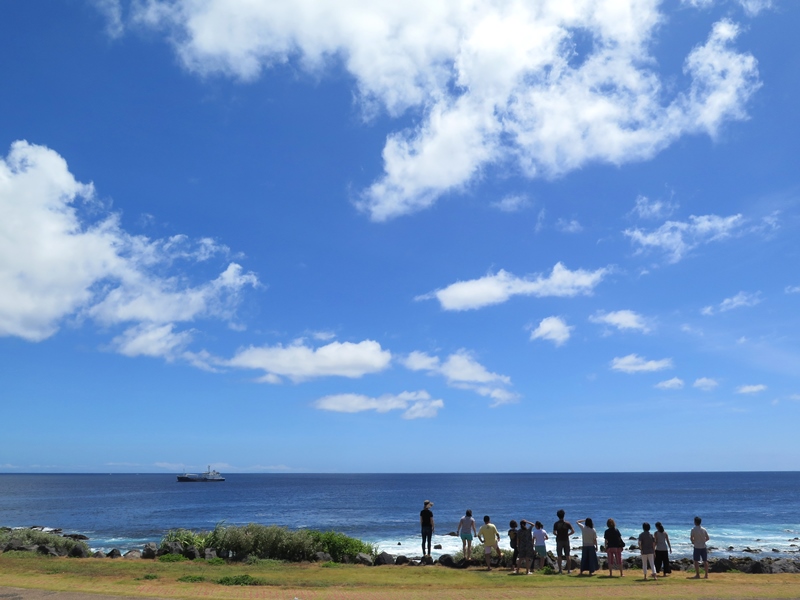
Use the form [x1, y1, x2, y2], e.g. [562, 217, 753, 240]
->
[420, 500, 435, 557]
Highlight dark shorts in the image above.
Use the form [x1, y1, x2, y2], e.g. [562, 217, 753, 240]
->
[556, 540, 570, 556]
[693, 548, 708, 562]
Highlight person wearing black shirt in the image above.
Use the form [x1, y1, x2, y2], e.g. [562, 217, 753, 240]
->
[420, 500, 435, 557]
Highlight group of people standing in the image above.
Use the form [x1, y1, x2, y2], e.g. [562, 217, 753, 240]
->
[420, 502, 711, 579]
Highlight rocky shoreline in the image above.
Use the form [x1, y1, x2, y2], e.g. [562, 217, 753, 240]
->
[3, 526, 800, 574]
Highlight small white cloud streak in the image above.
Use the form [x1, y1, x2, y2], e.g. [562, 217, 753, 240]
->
[702, 291, 762, 315]
[530, 316, 572, 346]
[785, 285, 800, 294]
[228, 340, 392, 382]
[625, 213, 744, 263]
[693, 377, 719, 391]
[402, 349, 517, 406]
[420, 262, 608, 311]
[555, 218, 583, 233]
[655, 377, 684, 390]
[611, 353, 673, 373]
[631, 195, 677, 220]
[491, 194, 530, 213]
[314, 390, 443, 419]
[589, 310, 650, 333]
[736, 384, 767, 394]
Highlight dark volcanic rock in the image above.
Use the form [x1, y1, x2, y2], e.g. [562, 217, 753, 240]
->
[434, 544, 442, 550]
[374, 551, 395, 566]
[37, 545, 59, 557]
[157, 541, 184, 556]
[124, 550, 142, 560]
[142, 543, 158, 559]
[92, 551, 106, 559]
[420, 555, 434, 566]
[438, 554, 458, 568]
[747, 560, 768, 574]
[770, 559, 800, 574]
[355, 552, 373, 566]
[63, 534, 89, 541]
[183, 545, 200, 560]
[709, 558, 737, 573]
[107, 548, 122, 559]
[313, 551, 332, 562]
[204, 548, 218, 560]
[395, 555, 409, 565]
[68, 545, 89, 558]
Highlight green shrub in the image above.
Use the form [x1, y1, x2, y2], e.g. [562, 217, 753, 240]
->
[178, 575, 206, 583]
[540, 565, 555, 575]
[217, 574, 265, 586]
[138, 573, 158, 580]
[159, 524, 373, 563]
[309, 530, 374, 562]
[158, 553, 187, 562]
[205, 557, 225, 565]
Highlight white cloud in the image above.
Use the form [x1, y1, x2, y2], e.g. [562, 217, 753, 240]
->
[228, 339, 392, 383]
[91, 0, 124, 37]
[702, 291, 762, 315]
[625, 213, 744, 263]
[314, 390, 443, 419]
[736, 384, 767, 394]
[132, 3, 760, 220]
[693, 377, 719, 391]
[655, 377, 684, 390]
[0, 141, 258, 354]
[555, 218, 583, 234]
[611, 353, 673, 373]
[784, 285, 800, 294]
[420, 262, 608, 311]
[631, 195, 677, 220]
[402, 349, 517, 406]
[530, 316, 572, 346]
[589, 310, 650, 333]
[491, 194, 530, 213]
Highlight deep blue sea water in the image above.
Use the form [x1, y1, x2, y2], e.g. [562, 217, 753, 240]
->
[1, 472, 798, 559]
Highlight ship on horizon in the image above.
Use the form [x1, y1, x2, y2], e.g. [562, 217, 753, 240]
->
[177, 465, 225, 482]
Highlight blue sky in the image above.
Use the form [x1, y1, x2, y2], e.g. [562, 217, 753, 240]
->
[1, 0, 799, 473]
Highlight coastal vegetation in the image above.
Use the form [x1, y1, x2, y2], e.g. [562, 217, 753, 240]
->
[0, 527, 88, 556]
[160, 523, 375, 562]
[1, 550, 799, 600]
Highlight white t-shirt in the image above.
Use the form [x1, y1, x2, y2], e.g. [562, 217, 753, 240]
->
[691, 525, 709, 549]
[533, 528, 548, 546]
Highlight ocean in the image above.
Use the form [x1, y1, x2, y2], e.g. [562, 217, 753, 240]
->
[1, 472, 798, 560]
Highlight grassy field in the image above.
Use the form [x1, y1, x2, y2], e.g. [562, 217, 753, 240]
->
[1, 552, 799, 600]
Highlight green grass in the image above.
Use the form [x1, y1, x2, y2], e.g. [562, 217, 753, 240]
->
[2, 549, 799, 600]
[0, 528, 89, 556]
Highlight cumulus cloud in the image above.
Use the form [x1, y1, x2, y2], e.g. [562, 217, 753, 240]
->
[130, 2, 760, 220]
[694, 377, 719, 391]
[315, 390, 443, 419]
[702, 291, 761, 316]
[786, 285, 800, 294]
[0, 141, 258, 358]
[402, 349, 517, 406]
[656, 377, 684, 390]
[589, 310, 650, 333]
[736, 384, 767, 394]
[611, 353, 673, 373]
[419, 262, 607, 311]
[625, 213, 744, 263]
[530, 316, 572, 346]
[491, 194, 530, 213]
[228, 339, 392, 383]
